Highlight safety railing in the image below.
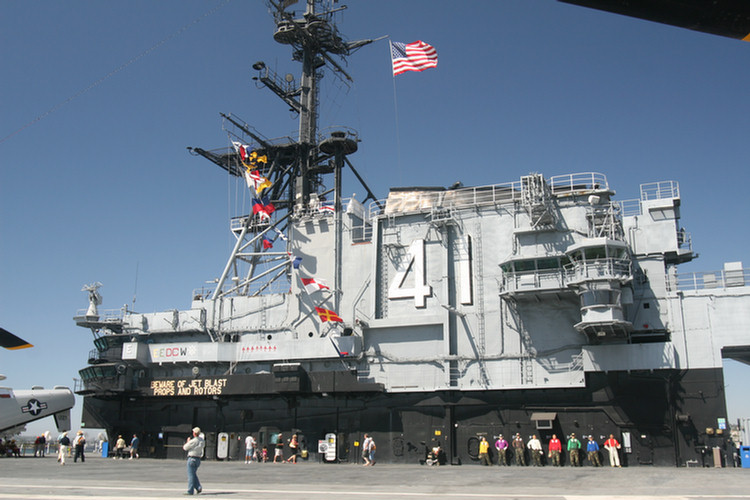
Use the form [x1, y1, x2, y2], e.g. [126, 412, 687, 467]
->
[369, 172, 610, 218]
[677, 229, 692, 252]
[500, 259, 632, 295]
[548, 172, 609, 194]
[564, 258, 632, 283]
[230, 215, 271, 234]
[500, 269, 569, 295]
[619, 181, 680, 218]
[191, 274, 292, 300]
[87, 346, 123, 365]
[619, 199, 641, 217]
[74, 308, 124, 322]
[668, 268, 749, 291]
[640, 180, 679, 201]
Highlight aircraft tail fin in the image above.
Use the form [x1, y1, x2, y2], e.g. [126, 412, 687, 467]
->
[54, 409, 72, 432]
[0, 327, 33, 350]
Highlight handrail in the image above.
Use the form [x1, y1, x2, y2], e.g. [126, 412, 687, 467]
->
[499, 258, 632, 294]
[548, 172, 609, 193]
[74, 308, 124, 322]
[564, 258, 631, 280]
[368, 172, 610, 218]
[619, 199, 641, 217]
[669, 268, 749, 291]
[602, 180, 680, 219]
[641, 181, 679, 201]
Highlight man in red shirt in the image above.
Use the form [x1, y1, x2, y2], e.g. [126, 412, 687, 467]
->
[548, 434, 562, 466]
[603, 434, 622, 467]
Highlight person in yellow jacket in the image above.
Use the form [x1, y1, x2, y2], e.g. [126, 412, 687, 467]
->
[478, 436, 491, 465]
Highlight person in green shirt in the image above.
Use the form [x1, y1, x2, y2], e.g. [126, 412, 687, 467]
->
[567, 433, 582, 466]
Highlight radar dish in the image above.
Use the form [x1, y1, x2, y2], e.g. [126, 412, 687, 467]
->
[82, 282, 103, 317]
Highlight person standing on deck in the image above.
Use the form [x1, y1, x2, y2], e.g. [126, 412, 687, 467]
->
[604, 434, 622, 467]
[567, 433, 582, 466]
[586, 435, 602, 466]
[548, 434, 562, 466]
[478, 436, 491, 466]
[183, 427, 205, 495]
[512, 433, 526, 466]
[495, 434, 509, 466]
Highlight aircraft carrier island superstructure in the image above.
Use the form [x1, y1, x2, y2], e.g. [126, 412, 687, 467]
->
[74, 1, 749, 466]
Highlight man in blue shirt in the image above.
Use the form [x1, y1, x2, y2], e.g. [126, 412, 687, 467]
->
[586, 435, 601, 466]
[129, 434, 140, 459]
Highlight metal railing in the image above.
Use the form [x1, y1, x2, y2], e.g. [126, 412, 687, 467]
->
[565, 259, 631, 283]
[500, 259, 632, 295]
[500, 269, 568, 295]
[620, 181, 680, 218]
[641, 180, 679, 201]
[677, 229, 692, 252]
[548, 172, 609, 194]
[368, 172, 610, 218]
[230, 215, 271, 233]
[73, 308, 124, 322]
[619, 199, 641, 217]
[668, 268, 749, 291]
[87, 347, 123, 364]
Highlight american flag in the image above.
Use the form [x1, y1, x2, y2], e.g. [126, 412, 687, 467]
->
[318, 202, 335, 214]
[390, 40, 438, 76]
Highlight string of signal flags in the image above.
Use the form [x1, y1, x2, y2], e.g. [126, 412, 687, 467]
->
[230, 141, 343, 325]
[227, 40, 437, 323]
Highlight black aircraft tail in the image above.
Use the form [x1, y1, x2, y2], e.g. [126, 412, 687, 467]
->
[559, 0, 750, 41]
[0, 327, 33, 350]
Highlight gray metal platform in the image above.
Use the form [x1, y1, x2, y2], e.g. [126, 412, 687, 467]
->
[0, 456, 748, 500]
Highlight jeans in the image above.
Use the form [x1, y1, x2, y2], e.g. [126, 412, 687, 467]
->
[187, 457, 201, 494]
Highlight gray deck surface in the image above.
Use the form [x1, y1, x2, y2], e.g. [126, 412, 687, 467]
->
[0, 456, 748, 500]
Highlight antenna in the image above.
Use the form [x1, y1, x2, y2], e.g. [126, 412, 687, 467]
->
[81, 282, 103, 319]
[132, 262, 139, 311]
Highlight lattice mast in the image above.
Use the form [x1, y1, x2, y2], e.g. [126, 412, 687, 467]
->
[189, 0, 379, 302]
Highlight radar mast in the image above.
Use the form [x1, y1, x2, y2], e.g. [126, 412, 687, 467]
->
[188, 0, 380, 314]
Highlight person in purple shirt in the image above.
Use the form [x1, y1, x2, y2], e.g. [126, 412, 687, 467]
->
[495, 434, 509, 465]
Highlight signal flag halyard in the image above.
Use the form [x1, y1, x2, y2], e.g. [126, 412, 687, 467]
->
[390, 40, 438, 76]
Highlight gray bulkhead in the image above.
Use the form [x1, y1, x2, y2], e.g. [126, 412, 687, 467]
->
[112, 173, 749, 395]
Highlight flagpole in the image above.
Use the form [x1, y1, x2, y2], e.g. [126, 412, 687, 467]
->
[390, 40, 403, 185]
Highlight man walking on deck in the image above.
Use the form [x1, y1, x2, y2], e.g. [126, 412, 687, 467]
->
[183, 427, 205, 495]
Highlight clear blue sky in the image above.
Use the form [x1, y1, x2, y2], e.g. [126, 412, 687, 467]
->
[1, 0, 749, 436]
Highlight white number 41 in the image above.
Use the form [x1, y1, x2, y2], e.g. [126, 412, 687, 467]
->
[388, 239, 432, 308]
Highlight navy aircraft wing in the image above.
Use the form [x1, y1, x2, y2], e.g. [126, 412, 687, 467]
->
[0, 327, 33, 350]
[0, 328, 74, 432]
[0, 386, 75, 433]
[559, 0, 750, 41]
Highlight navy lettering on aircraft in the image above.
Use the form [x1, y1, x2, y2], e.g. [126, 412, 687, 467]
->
[21, 399, 47, 416]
